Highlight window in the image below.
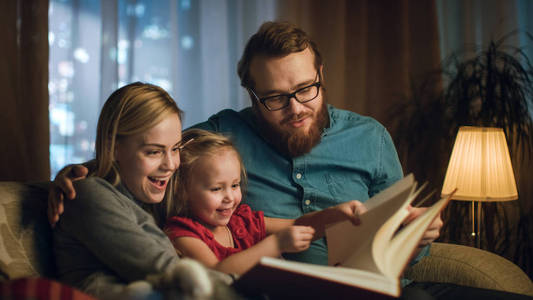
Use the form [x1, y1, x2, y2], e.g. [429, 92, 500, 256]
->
[48, 0, 276, 177]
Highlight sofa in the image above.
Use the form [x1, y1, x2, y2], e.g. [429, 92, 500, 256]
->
[1, 181, 532, 298]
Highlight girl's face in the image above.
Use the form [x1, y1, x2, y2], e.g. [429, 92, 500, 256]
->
[187, 148, 242, 230]
[114, 113, 182, 204]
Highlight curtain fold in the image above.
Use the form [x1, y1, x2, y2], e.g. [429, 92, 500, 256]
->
[276, 0, 442, 129]
[0, 0, 50, 181]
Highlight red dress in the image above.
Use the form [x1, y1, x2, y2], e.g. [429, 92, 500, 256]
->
[164, 204, 266, 260]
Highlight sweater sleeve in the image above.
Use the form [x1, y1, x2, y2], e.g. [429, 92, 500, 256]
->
[55, 177, 180, 282]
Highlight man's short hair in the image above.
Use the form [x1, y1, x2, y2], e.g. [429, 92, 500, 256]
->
[237, 21, 323, 89]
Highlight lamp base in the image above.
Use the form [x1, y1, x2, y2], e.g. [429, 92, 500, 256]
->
[471, 201, 482, 248]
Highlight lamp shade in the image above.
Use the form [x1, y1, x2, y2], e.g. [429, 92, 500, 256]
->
[441, 126, 518, 202]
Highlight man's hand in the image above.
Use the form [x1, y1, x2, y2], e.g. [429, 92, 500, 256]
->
[291, 200, 367, 240]
[275, 225, 315, 253]
[334, 200, 368, 226]
[404, 205, 443, 247]
[48, 164, 89, 227]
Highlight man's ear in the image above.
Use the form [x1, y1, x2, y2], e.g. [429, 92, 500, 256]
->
[318, 65, 326, 90]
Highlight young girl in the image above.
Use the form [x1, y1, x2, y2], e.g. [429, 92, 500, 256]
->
[164, 129, 366, 275]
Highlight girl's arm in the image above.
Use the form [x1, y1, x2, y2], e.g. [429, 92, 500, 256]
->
[265, 200, 367, 238]
[171, 225, 314, 275]
[171, 200, 365, 275]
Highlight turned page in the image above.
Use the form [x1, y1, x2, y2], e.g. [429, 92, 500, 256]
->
[326, 174, 416, 274]
[382, 195, 452, 278]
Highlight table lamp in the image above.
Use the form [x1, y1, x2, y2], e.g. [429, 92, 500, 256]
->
[441, 126, 518, 248]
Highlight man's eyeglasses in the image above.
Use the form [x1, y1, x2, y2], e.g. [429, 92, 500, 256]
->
[248, 73, 321, 111]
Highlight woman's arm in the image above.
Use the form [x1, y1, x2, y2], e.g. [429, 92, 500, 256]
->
[171, 225, 314, 275]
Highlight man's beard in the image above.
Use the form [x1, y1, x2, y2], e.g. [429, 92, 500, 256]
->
[253, 100, 329, 158]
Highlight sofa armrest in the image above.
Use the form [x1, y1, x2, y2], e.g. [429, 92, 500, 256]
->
[0, 181, 53, 280]
[404, 242, 533, 296]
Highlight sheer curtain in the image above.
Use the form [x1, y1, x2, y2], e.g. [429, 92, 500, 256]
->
[437, 0, 533, 63]
[48, 0, 277, 177]
[275, 0, 442, 128]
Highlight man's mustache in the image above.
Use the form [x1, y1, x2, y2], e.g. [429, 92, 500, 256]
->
[281, 112, 312, 125]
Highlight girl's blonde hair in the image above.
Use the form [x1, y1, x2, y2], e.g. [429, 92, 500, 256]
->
[168, 128, 247, 218]
[95, 82, 183, 226]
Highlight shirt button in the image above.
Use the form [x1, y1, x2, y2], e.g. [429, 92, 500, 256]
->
[296, 173, 302, 179]
[304, 199, 311, 206]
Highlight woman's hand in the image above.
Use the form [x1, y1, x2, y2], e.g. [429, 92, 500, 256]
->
[48, 164, 89, 226]
[275, 225, 315, 253]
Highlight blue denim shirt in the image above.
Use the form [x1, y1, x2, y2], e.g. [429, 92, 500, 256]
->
[191, 105, 427, 272]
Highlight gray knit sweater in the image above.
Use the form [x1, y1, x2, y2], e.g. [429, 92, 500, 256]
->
[53, 176, 180, 298]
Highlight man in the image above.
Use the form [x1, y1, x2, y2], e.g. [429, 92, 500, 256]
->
[50, 22, 529, 299]
[191, 21, 435, 266]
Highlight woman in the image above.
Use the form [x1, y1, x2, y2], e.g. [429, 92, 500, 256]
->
[53, 82, 223, 299]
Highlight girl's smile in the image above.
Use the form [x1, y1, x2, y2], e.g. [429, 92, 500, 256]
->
[186, 147, 243, 231]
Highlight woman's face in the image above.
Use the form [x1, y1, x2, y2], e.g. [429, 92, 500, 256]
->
[114, 113, 182, 204]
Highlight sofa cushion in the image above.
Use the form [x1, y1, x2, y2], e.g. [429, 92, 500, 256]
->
[404, 242, 533, 296]
[0, 182, 54, 280]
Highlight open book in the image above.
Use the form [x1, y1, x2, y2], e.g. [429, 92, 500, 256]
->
[233, 174, 453, 299]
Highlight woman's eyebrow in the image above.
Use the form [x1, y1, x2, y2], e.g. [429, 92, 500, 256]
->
[141, 143, 166, 148]
[141, 140, 182, 148]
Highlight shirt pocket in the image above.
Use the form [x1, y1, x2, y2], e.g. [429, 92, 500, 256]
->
[324, 172, 369, 201]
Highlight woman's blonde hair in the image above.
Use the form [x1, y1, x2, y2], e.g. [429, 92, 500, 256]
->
[95, 82, 182, 226]
[168, 128, 247, 218]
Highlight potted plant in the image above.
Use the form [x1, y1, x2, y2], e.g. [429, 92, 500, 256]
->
[389, 33, 533, 278]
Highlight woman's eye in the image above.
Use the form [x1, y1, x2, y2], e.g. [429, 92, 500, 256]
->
[146, 150, 161, 156]
[232, 183, 240, 189]
[210, 187, 222, 192]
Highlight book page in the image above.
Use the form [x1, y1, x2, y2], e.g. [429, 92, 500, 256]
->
[371, 183, 426, 274]
[326, 174, 416, 274]
[383, 195, 452, 278]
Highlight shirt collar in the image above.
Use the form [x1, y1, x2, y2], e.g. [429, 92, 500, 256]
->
[321, 104, 335, 136]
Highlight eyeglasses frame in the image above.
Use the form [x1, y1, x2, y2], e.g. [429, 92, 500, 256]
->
[248, 72, 322, 111]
